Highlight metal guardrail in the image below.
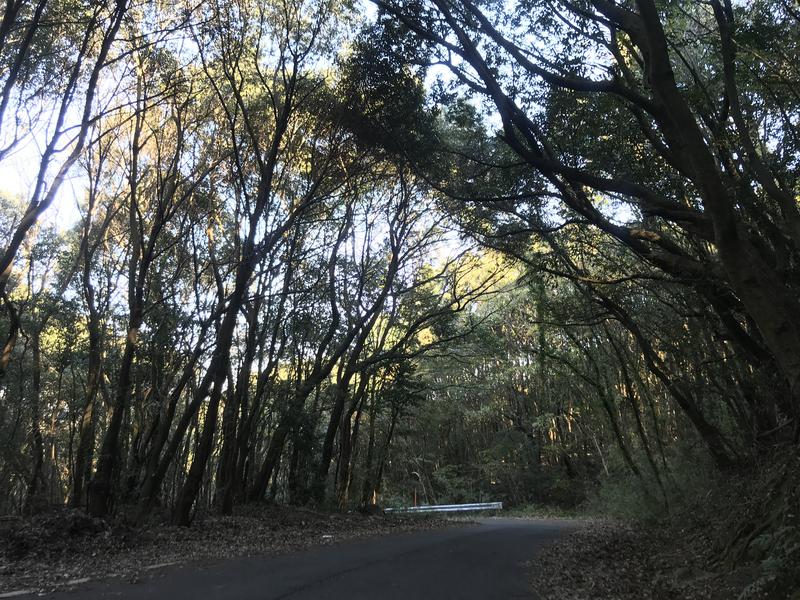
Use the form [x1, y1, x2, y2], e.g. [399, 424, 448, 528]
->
[383, 501, 503, 514]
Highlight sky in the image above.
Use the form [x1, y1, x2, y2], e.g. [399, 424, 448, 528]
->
[0, 2, 383, 233]
[0, 115, 86, 230]
[0, 0, 630, 239]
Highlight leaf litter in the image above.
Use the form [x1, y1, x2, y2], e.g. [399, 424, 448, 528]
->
[0, 505, 458, 595]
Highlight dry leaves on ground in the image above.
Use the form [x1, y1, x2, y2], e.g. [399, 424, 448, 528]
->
[528, 520, 770, 600]
[0, 505, 457, 595]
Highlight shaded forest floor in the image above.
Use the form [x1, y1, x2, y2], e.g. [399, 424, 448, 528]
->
[529, 520, 759, 600]
[0, 505, 456, 595]
[529, 451, 800, 600]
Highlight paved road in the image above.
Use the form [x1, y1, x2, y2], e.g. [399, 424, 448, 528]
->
[28, 518, 570, 600]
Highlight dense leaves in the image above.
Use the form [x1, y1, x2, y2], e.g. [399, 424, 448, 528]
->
[0, 0, 798, 595]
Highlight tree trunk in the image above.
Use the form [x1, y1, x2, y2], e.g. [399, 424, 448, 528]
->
[24, 330, 45, 514]
[88, 330, 138, 516]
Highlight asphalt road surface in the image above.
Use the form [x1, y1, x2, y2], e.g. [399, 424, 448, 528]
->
[26, 518, 570, 600]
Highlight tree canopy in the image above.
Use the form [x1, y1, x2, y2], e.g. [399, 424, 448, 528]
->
[0, 9, 798, 591]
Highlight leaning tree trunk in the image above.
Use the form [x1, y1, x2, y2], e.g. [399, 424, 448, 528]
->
[23, 330, 45, 514]
[171, 258, 255, 525]
[71, 297, 101, 507]
[215, 297, 259, 515]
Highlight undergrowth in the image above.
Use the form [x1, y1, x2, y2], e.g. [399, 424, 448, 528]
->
[579, 446, 800, 599]
[504, 503, 580, 519]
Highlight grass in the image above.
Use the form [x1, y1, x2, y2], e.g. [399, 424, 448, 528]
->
[502, 503, 582, 519]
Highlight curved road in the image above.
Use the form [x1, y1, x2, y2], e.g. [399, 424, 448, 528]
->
[26, 518, 569, 599]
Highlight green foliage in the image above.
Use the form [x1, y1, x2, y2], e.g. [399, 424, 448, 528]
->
[585, 472, 666, 524]
[337, 31, 437, 161]
[504, 503, 579, 519]
[0, 15, 798, 600]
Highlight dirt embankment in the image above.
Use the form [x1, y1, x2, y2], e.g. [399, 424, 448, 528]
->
[529, 453, 800, 600]
[529, 520, 763, 600]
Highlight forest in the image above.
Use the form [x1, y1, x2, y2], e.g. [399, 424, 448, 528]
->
[0, 0, 799, 597]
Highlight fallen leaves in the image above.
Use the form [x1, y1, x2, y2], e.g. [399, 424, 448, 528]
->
[0, 505, 456, 595]
[528, 519, 789, 600]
